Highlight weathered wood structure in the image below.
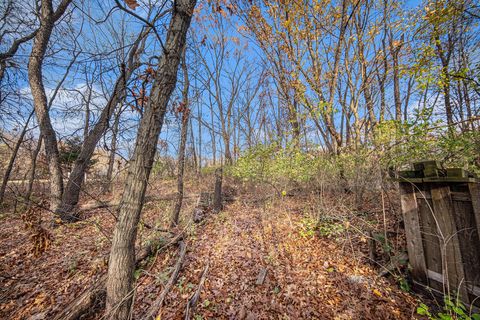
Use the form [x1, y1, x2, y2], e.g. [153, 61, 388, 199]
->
[192, 167, 226, 223]
[396, 161, 480, 307]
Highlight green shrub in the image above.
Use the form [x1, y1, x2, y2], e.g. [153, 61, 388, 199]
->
[374, 115, 480, 173]
[229, 141, 322, 186]
[417, 297, 480, 320]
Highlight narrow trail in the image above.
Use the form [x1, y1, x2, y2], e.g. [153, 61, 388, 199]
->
[141, 198, 417, 319]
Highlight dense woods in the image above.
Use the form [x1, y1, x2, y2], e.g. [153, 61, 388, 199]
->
[0, 0, 479, 319]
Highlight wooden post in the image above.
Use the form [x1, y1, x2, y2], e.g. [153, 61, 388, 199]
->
[399, 182, 427, 283]
[213, 167, 222, 213]
[430, 183, 469, 302]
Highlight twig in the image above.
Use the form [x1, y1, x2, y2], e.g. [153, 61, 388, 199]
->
[53, 232, 184, 320]
[184, 263, 209, 320]
[144, 241, 187, 320]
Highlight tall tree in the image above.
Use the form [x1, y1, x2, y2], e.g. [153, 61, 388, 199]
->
[56, 25, 152, 220]
[171, 48, 190, 227]
[28, 0, 73, 211]
[105, 0, 197, 318]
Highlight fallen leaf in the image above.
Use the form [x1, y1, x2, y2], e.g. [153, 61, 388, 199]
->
[373, 289, 382, 297]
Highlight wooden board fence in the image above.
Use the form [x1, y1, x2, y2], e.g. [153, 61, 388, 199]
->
[396, 161, 480, 307]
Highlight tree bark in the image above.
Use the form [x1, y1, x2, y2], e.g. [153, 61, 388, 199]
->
[391, 34, 404, 123]
[53, 232, 183, 320]
[213, 167, 222, 213]
[103, 106, 122, 194]
[56, 64, 126, 221]
[57, 27, 149, 220]
[435, 35, 453, 126]
[0, 111, 34, 205]
[28, 0, 72, 211]
[171, 50, 190, 227]
[26, 136, 43, 202]
[105, 1, 196, 319]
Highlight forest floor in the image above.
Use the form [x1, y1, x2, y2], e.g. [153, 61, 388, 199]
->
[0, 177, 422, 319]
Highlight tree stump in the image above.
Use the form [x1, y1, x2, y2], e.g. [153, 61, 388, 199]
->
[193, 192, 211, 223]
[213, 167, 222, 213]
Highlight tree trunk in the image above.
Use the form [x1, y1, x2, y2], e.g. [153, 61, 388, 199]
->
[213, 167, 222, 213]
[435, 37, 453, 126]
[189, 117, 198, 174]
[28, 0, 72, 211]
[197, 103, 202, 174]
[223, 134, 232, 165]
[0, 111, 34, 205]
[53, 232, 183, 320]
[391, 34, 403, 123]
[103, 106, 122, 194]
[26, 136, 43, 202]
[105, 1, 196, 319]
[57, 27, 149, 220]
[56, 65, 126, 221]
[171, 50, 189, 227]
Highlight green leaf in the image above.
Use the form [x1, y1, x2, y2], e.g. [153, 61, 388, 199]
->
[471, 314, 480, 320]
[417, 303, 430, 316]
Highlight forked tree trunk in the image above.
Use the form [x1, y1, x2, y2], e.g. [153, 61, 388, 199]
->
[57, 28, 149, 220]
[105, 1, 196, 319]
[171, 50, 189, 228]
[56, 64, 127, 221]
[28, 0, 72, 211]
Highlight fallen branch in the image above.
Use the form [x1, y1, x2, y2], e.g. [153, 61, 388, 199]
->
[53, 232, 184, 320]
[184, 263, 209, 320]
[144, 240, 187, 320]
[78, 194, 197, 214]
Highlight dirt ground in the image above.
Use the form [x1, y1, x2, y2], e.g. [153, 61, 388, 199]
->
[0, 178, 421, 319]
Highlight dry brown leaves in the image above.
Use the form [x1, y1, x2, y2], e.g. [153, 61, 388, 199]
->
[1, 179, 419, 319]
[124, 0, 140, 10]
[20, 200, 53, 257]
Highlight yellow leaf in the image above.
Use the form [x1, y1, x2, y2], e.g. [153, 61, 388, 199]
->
[373, 289, 382, 297]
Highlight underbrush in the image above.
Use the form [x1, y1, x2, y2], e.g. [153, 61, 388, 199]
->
[226, 129, 480, 319]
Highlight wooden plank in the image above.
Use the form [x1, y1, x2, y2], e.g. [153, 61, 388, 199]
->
[417, 194, 442, 291]
[430, 183, 469, 302]
[399, 182, 427, 283]
[452, 199, 480, 300]
[416, 191, 470, 202]
[468, 183, 480, 245]
[468, 182, 480, 304]
[427, 269, 444, 283]
[416, 192, 432, 200]
[256, 268, 267, 285]
[451, 192, 471, 202]
[447, 168, 467, 178]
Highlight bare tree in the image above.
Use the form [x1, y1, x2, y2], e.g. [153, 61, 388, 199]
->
[0, 0, 39, 83]
[56, 24, 152, 220]
[105, 0, 197, 318]
[27, 0, 73, 211]
[0, 111, 33, 205]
